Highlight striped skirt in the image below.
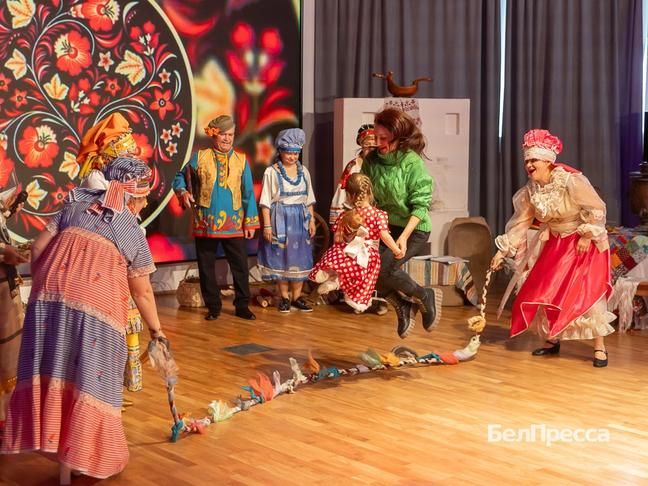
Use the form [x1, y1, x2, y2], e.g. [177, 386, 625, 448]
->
[0, 227, 130, 479]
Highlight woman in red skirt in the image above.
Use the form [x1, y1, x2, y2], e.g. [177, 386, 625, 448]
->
[491, 129, 614, 367]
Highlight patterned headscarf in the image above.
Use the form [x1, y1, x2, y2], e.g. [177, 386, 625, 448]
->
[522, 129, 563, 162]
[77, 112, 138, 178]
[356, 124, 376, 147]
[99, 157, 152, 213]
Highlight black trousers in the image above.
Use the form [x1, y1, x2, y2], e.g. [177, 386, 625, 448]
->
[195, 237, 250, 313]
[376, 225, 430, 300]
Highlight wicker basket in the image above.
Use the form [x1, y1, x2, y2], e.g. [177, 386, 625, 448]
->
[176, 266, 205, 308]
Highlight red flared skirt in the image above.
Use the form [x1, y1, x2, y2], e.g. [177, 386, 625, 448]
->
[510, 232, 611, 338]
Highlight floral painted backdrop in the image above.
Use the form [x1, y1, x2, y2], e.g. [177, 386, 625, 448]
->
[0, 0, 301, 263]
[0, 0, 194, 248]
[147, 0, 301, 262]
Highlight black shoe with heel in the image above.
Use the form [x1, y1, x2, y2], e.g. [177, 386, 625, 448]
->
[593, 349, 608, 368]
[531, 340, 560, 356]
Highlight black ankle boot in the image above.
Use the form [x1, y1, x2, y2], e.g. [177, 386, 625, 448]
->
[420, 287, 442, 331]
[385, 294, 415, 338]
[531, 340, 560, 356]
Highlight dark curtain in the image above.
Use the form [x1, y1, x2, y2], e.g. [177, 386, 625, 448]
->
[501, 0, 643, 229]
[313, 0, 502, 223]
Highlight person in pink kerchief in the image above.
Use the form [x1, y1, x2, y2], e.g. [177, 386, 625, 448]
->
[490, 129, 614, 368]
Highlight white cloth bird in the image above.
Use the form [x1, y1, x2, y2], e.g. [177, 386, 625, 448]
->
[453, 335, 481, 361]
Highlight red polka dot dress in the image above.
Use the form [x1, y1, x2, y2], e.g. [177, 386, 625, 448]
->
[310, 205, 388, 312]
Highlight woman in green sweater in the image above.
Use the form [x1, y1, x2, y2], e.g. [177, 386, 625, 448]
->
[361, 108, 441, 338]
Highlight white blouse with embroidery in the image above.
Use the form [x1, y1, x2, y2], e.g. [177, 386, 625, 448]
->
[494, 166, 614, 340]
[259, 164, 316, 208]
[495, 166, 608, 260]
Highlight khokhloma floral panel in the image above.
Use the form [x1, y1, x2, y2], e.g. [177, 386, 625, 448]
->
[1, 0, 301, 263]
[0, 0, 194, 247]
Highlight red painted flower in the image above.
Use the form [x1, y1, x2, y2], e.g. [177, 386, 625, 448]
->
[104, 78, 121, 96]
[130, 21, 159, 55]
[98, 51, 114, 71]
[149, 89, 175, 120]
[11, 89, 27, 108]
[69, 78, 101, 115]
[51, 186, 68, 206]
[259, 28, 283, 55]
[0, 73, 10, 92]
[81, 0, 120, 32]
[143, 21, 157, 35]
[171, 122, 183, 137]
[129, 25, 142, 40]
[254, 135, 275, 166]
[259, 59, 285, 86]
[0, 149, 15, 188]
[166, 142, 177, 156]
[18, 125, 60, 169]
[159, 68, 171, 84]
[225, 51, 248, 84]
[54, 31, 92, 76]
[160, 128, 172, 143]
[131, 133, 154, 161]
[226, 23, 285, 95]
[231, 22, 254, 49]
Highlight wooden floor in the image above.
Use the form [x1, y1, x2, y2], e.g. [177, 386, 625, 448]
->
[2, 290, 648, 485]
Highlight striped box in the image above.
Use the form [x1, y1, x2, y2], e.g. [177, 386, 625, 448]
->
[401, 256, 465, 286]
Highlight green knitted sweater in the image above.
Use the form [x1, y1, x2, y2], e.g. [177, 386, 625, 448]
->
[361, 149, 434, 232]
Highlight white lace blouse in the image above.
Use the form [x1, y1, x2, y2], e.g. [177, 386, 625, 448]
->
[495, 166, 608, 261]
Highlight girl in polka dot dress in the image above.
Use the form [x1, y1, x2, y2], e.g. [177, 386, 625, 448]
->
[310, 173, 403, 312]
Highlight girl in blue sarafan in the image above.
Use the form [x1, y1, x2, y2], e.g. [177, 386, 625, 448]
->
[257, 128, 316, 313]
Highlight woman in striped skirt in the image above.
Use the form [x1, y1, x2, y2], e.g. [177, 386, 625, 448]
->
[0, 158, 166, 481]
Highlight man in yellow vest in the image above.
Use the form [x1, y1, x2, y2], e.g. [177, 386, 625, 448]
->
[173, 115, 260, 320]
